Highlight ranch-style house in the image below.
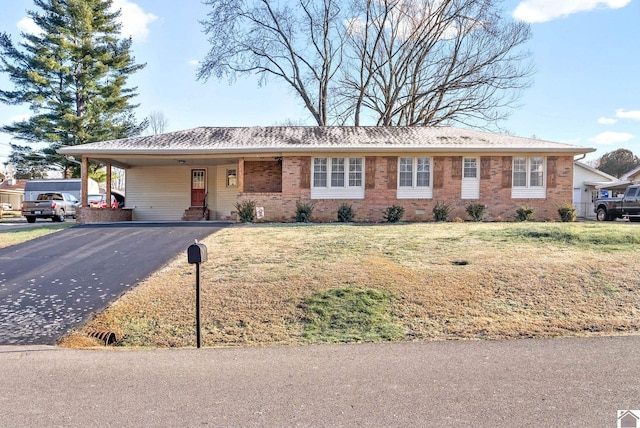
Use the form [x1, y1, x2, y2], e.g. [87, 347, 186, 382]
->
[59, 126, 595, 223]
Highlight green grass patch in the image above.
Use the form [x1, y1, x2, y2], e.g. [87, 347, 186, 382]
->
[472, 223, 640, 249]
[298, 287, 404, 343]
[0, 223, 74, 248]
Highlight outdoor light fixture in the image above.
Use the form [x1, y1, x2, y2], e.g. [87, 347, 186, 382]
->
[178, 160, 186, 164]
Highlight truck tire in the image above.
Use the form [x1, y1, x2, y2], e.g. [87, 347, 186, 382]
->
[596, 208, 609, 221]
[55, 211, 65, 222]
[26, 216, 36, 223]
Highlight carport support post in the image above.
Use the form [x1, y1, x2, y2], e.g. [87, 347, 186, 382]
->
[81, 156, 88, 207]
[106, 163, 112, 209]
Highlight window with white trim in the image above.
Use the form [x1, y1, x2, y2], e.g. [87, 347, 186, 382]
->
[349, 158, 363, 187]
[311, 157, 365, 199]
[399, 157, 431, 188]
[513, 157, 545, 188]
[397, 157, 433, 199]
[512, 156, 546, 199]
[313, 158, 327, 187]
[463, 158, 478, 179]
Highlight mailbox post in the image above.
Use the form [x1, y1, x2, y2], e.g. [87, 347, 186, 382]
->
[187, 241, 208, 348]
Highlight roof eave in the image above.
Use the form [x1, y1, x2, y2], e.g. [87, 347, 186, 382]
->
[60, 146, 596, 156]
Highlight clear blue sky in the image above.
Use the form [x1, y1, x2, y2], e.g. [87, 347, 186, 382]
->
[1, 0, 639, 173]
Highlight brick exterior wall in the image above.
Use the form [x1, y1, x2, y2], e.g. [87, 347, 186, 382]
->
[238, 155, 575, 222]
[243, 161, 282, 193]
[76, 207, 133, 223]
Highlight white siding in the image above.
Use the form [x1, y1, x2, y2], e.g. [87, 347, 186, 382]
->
[511, 188, 546, 199]
[311, 187, 365, 199]
[214, 165, 238, 219]
[397, 188, 433, 199]
[461, 179, 480, 199]
[207, 168, 217, 215]
[126, 166, 191, 220]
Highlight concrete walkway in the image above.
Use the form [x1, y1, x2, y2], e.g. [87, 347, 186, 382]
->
[0, 336, 637, 427]
[0, 222, 229, 345]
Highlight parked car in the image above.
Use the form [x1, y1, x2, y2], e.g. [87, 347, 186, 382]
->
[1, 202, 12, 210]
[21, 192, 79, 223]
[88, 194, 119, 209]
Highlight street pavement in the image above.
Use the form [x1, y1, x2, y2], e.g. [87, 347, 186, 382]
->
[0, 336, 638, 427]
[0, 222, 229, 345]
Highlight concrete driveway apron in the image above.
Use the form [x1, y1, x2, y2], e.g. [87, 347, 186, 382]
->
[0, 222, 229, 345]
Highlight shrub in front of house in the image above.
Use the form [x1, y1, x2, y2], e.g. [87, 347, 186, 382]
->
[465, 203, 486, 222]
[432, 201, 451, 222]
[234, 200, 256, 223]
[383, 205, 405, 223]
[337, 203, 354, 222]
[558, 203, 577, 222]
[295, 201, 314, 222]
[515, 205, 535, 222]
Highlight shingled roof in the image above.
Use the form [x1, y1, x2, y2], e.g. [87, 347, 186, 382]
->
[60, 126, 594, 156]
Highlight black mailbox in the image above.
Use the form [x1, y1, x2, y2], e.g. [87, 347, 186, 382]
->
[187, 243, 208, 264]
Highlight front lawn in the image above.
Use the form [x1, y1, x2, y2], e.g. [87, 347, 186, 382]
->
[0, 222, 74, 249]
[61, 222, 640, 348]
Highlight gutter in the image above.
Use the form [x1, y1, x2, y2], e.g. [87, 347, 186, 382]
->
[59, 146, 597, 156]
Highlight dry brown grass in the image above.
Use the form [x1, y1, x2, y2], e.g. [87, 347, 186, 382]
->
[60, 222, 640, 348]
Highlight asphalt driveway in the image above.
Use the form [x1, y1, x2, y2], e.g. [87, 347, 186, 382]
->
[0, 222, 230, 345]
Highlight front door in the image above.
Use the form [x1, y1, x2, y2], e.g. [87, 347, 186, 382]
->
[191, 169, 206, 207]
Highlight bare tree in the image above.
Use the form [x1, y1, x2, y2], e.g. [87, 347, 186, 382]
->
[199, 0, 533, 128]
[341, 0, 534, 127]
[148, 111, 169, 135]
[198, 0, 346, 126]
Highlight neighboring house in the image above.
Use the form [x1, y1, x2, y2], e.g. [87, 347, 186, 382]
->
[0, 179, 27, 210]
[23, 178, 100, 201]
[60, 126, 594, 223]
[581, 163, 640, 205]
[572, 161, 618, 219]
[621, 164, 640, 184]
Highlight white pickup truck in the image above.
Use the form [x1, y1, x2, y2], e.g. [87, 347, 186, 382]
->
[21, 192, 79, 223]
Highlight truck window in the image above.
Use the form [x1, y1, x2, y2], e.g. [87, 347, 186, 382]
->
[626, 187, 640, 198]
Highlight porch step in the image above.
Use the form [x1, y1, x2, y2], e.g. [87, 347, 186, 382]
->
[182, 207, 210, 221]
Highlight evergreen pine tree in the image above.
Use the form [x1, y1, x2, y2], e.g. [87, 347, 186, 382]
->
[0, 0, 146, 177]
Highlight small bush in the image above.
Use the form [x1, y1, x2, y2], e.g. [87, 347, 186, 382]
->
[383, 205, 405, 223]
[295, 201, 314, 222]
[558, 203, 577, 222]
[234, 200, 256, 223]
[515, 206, 535, 222]
[337, 203, 354, 222]
[432, 201, 451, 222]
[466, 203, 486, 222]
